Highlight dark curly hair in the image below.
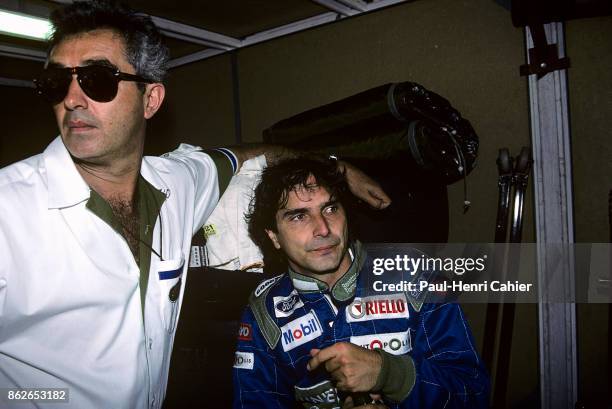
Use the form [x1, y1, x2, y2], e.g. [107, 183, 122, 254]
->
[246, 157, 352, 273]
[48, 0, 169, 83]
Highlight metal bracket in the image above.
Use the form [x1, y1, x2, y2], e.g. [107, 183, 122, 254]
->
[520, 24, 570, 79]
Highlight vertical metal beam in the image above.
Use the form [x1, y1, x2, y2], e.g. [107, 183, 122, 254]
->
[526, 22, 578, 409]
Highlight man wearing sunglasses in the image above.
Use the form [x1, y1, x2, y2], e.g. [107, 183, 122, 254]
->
[0, 1, 390, 408]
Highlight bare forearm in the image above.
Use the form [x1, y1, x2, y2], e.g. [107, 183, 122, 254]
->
[227, 143, 298, 170]
[225, 144, 390, 209]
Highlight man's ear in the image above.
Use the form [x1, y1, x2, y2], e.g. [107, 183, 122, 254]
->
[265, 229, 281, 250]
[144, 83, 165, 119]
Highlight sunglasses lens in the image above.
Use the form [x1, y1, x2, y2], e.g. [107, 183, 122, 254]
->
[34, 69, 71, 104]
[78, 66, 118, 102]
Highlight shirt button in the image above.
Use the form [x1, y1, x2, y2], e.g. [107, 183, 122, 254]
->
[328, 321, 334, 328]
[148, 338, 153, 350]
[0, 278, 6, 289]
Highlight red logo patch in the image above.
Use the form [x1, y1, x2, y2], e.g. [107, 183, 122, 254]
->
[238, 323, 252, 341]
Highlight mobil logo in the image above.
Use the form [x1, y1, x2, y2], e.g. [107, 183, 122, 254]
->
[349, 330, 412, 355]
[280, 311, 323, 352]
[346, 294, 409, 323]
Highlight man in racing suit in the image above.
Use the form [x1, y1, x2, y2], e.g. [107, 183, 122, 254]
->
[233, 157, 489, 408]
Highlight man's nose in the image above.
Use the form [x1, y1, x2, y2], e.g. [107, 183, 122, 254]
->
[63, 76, 88, 110]
[312, 214, 330, 237]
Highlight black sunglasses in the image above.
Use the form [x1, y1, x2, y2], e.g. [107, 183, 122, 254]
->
[34, 65, 154, 104]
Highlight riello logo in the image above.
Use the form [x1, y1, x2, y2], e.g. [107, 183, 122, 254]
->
[280, 311, 323, 352]
[346, 295, 409, 323]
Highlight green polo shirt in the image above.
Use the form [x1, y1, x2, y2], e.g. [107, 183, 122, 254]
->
[85, 151, 233, 315]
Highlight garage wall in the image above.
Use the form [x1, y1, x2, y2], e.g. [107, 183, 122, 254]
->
[0, 59, 56, 165]
[566, 15, 612, 407]
[145, 53, 236, 155]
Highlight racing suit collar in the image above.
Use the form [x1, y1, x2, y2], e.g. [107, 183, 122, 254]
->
[289, 240, 366, 302]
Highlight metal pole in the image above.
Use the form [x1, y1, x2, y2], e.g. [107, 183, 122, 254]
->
[526, 22, 578, 409]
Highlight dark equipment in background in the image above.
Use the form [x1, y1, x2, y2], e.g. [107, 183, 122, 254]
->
[164, 82, 479, 408]
[508, 0, 612, 26]
[164, 233, 265, 409]
[262, 81, 480, 249]
[482, 147, 533, 409]
[498, 0, 612, 79]
[264, 81, 479, 186]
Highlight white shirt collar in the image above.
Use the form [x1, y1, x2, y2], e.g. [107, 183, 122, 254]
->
[43, 136, 90, 209]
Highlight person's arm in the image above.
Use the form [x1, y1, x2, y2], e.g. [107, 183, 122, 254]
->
[227, 143, 392, 210]
[226, 143, 293, 169]
[232, 307, 294, 409]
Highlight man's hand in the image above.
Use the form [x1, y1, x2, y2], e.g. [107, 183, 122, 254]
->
[307, 342, 382, 392]
[339, 161, 391, 209]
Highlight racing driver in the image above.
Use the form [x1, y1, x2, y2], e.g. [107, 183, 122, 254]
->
[232, 157, 490, 408]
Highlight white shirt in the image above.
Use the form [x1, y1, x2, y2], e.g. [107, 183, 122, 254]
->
[204, 155, 266, 271]
[0, 137, 221, 409]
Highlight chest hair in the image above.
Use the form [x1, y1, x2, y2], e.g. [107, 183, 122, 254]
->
[108, 198, 140, 265]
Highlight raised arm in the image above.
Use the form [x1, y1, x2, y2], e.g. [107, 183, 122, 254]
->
[227, 143, 392, 209]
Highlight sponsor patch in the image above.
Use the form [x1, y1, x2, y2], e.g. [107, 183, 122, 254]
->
[233, 351, 254, 370]
[281, 311, 323, 352]
[203, 224, 216, 238]
[189, 246, 202, 267]
[273, 290, 304, 318]
[238, 323, 252, 341]
[350, 330, 412, 355]
[254, 275, 282, 298]
[294, 380, 340, 406]
[346, 294, 409, 323]
[341, 272, 357, 294]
